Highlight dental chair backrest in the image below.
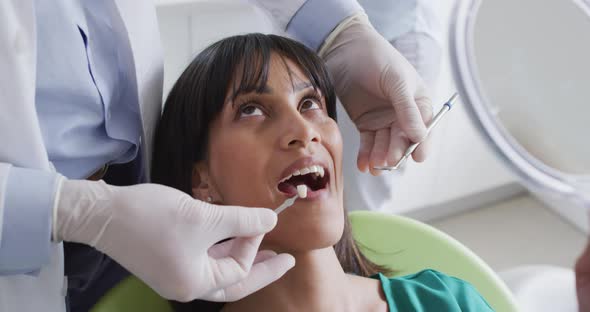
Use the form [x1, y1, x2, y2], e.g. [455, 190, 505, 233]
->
[349, 211, 519, 312]
[90, 276, 173, 312]
[91, 211, 518, 311]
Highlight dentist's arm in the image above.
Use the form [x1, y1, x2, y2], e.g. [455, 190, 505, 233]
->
[317, 11, 433, 175]
[250, 0, 362, 51]
[252, 0, 434, 175]
[54, 179, 295, 302]
[0, 166, 60, 275]
[1, 165, 294, 301]
[0, 0, 294, 301]
[0, 0, 57, 275]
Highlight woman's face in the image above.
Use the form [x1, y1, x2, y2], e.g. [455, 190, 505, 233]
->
[193, 54, 344, 253]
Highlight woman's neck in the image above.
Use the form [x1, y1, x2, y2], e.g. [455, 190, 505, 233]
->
[222, 248, 385, 312]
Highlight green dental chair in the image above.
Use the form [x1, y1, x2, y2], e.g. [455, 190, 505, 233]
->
[349, 211, 518, 312]
[91, 211, 518, 312]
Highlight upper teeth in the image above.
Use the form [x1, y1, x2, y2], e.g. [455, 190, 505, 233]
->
[280, 165, 325, 183]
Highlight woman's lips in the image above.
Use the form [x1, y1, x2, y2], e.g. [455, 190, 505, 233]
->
[277, 169, 330, 199]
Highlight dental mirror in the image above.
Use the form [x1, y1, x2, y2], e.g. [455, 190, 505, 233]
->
[450, 0, 590, 229]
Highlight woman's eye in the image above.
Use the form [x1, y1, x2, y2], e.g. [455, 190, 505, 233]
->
[300, 98, 321, 112]
[238, 104, 264, 118]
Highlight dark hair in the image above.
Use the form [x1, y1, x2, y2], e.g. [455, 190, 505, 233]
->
[151, 33, 390, 310]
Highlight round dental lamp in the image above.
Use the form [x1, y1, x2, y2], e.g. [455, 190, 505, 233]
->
[450, 0, 590, 311]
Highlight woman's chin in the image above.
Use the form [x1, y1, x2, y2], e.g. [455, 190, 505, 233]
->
[263, 221, 344, 253]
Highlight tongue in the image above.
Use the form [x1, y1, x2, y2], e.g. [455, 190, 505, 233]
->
[277, 182, 298, 195]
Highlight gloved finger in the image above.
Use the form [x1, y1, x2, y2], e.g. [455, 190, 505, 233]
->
[411, 95, 435, 162]
[385, 129, 408, 166]
[207, 235, 264, 291]
[208, 234, 264, 259]
[210, 243, 277, 271]
[411, 135, 432, 163]
[202, 253, 295, 302]
[416, 94, 434, 125]
[209, 204, 278, 241]
[357, 131, 375, 172]
[210, 240, 276, 266]
[389, 89, 428, 143]
[368, 128, 390, 176]
[254, 250, 278, 263]
[208, 239, 235, 259]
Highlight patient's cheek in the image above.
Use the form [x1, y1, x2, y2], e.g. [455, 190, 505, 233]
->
[318, 118, 342, 151]
[207, 128, 273, 204]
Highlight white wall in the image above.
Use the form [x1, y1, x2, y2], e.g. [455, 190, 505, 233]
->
[156, 0, 274, 98]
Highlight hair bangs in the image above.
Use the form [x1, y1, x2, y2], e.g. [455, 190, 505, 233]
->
[223, 35, 336, 119]
[227, 36, 272, 102]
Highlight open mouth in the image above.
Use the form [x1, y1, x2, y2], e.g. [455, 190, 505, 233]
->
[277, 165, 330, 197]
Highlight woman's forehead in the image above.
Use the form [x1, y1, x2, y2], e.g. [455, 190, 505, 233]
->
[226, 54, 315, 101]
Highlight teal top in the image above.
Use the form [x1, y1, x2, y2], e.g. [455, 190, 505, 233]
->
[372, 270, 494, 312]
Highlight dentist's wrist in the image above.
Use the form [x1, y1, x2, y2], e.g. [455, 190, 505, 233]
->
[54, 179, 117, 246]
[51, 175, 65, 242]
[318, 12, 372, 58]
[287, 0, 364, 51]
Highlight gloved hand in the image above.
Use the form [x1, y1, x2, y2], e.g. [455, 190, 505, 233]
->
[319, 12, 434, 175]
[53, 179, 295, 302]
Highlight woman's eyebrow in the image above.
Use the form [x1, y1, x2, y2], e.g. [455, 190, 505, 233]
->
[293, 81, 313, 93]
[228, 81, 315, 106]
[227, 85, 273, 107]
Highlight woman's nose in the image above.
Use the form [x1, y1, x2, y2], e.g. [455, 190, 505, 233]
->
[279, 113, 320, 150]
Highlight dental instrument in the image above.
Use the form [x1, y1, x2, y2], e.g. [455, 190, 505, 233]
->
[373, 92, 459, 171]
[275, 185, 308, 214]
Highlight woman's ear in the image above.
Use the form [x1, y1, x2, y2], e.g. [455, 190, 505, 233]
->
[191, 162, 212, 201]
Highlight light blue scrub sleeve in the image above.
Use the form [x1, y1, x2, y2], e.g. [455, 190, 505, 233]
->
[0, 166, 59, 275]
[287, 0, 364, 51]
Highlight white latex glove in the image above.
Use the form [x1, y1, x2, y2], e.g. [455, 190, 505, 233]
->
[53, 179, 295, 302]
[319, 12, 434, 176]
